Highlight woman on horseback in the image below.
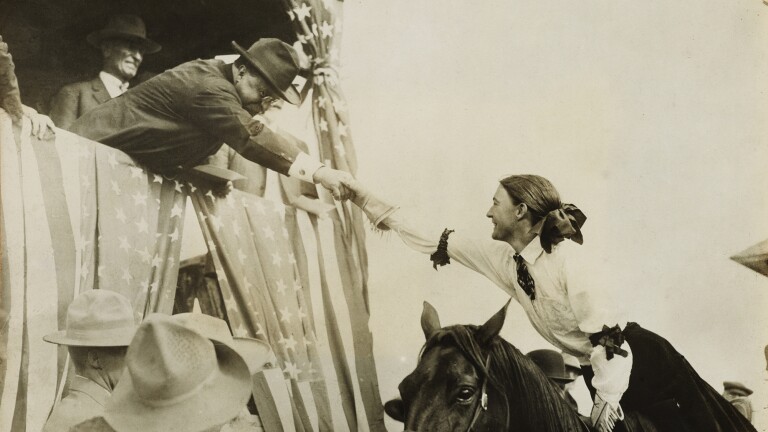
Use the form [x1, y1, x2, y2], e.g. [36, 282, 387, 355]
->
[345, 174, 754, 432]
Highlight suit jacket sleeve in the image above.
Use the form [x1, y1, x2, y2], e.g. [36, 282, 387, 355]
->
[49, 85, 79, 131]
[185, 82, 303, 176]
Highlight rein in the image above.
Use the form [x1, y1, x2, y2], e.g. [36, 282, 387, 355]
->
[465, 354, 510, 432]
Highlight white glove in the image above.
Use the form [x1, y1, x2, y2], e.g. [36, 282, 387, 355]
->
[591, 393, 624, 432]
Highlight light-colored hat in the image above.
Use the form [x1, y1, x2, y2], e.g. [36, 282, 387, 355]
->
[172, 313, 274, 375]
[104, 314, 251, 432]
[43, 290, 137, 347]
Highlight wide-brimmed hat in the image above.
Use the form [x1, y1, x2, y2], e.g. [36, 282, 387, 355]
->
[43, 290, 138, 347]
[723, 381, 753, 397]
[526, 349, 575, 384]
[87, 14, 161, 54]
[104, 314, 251, 432]
[172, 312, 274, 375]
[231, 39, 301, 105]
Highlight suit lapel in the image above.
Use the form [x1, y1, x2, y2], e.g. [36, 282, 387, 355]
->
[90, 77, 111, 105]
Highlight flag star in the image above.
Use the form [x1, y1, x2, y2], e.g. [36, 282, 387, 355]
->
[297, 307, 307, 320]
[170, 203, 183, 218]
[168, 228, 179, 242]
[209, 214, 223, 232]
[314, 74, 325, 86]
[107, 152, 118, 168]
[283, 360, 300, 379]
[280, 334, 298, 352]
[297, 34, 307, 44]
[149, 280, 160, 292]
[279, 306, 293, 323]
[118, 236, 131, 251]
[135, 217, 149, 233]
[256, 323, 267, 338]
[137, 247, 152, 264]
[271, 251, 284, 266]
[311, 23, 319, 36]
[233, 323, 248, 337]
[294, 3, 312, 20]
[153, 174, 164, 184]
[319, 119, 328, 132]
[151, 255, 162, 268]
[129, 166, 144, 179]
[275, 278, 287, 294]
[205, 190, 216, 201]
[317, 95, 327, 107]
[207, 240, 217, 253]
[132, 192, 148, 206]
[188, 183, 197, 193]
[319, 21, 334, 38]
[197, 211, 207, 221]
[111, 180, 122, 195]
[116, 208, 127, 223]
[121, 268, 133, 283]
[334, 144, 346, 156]
[262, 226, 275, 240]
[333, 99, 347, 113]
[237, 249, 247, 265]
[174, 181, 183, 193]
[338, 123, 348, 137]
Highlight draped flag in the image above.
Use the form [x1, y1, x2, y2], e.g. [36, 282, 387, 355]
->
[281, 0, 387, 429]
[0, 111, 186, 432]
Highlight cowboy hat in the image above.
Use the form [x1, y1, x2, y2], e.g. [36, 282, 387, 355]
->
[87, 14, 161, 54]
[43, 289, 138, 347]
[104, 314, 251, 432]
[526, 349, 576, 384]
[171, 312, 274, 375]
[231, 39, 302, 105]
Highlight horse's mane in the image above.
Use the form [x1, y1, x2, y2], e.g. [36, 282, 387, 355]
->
[422, 324, 587, 432]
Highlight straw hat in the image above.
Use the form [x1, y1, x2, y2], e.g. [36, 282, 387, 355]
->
[231, 39, 301, 105]
[43, 290, 137, 347]
[526, 349, 576, 384]
[104, 314, 251, 432]
[171, 312, 274, 375]
[87, 14, 161, 54]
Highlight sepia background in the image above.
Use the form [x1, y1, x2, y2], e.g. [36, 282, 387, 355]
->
[176, 0, 766, 430]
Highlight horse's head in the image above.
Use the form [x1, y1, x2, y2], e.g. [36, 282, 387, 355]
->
[384, 301, 511, 432]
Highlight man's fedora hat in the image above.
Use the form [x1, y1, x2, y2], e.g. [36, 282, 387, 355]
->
[526, 349, 576, 384]
[87, 14, 161, 54]
[172, 312, 274, 375]
[104, 314, 251, 432]
[231, 38, 302, 105]
[43, 290, 138, 347]
[723, 381, 753, 397]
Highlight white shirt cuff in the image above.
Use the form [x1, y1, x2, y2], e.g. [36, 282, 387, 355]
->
[287, 152, 324, 183]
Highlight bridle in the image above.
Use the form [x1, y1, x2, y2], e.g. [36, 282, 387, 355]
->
[465, 353, 510, 432]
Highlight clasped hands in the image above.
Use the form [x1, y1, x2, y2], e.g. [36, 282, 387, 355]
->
[312, 166, 367, 202]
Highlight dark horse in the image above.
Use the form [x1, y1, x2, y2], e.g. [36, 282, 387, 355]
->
[385, 301, 756, 432]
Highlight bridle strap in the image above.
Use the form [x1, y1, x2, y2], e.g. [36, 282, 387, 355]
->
[466, 354, 492, 432]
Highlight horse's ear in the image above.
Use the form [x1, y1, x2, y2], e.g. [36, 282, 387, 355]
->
[384, 398, 406, 422]
[421, 301, 441, 340]
[476, 298, 511, 347]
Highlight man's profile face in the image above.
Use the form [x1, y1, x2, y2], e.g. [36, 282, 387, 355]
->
[235, 67, 279, 113]
[101, 39, 144, 81]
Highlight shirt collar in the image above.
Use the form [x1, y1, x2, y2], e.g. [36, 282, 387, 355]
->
[70, 375, 111, 407]
[518, 238, 544, 264]
[99, 71, 129, 97]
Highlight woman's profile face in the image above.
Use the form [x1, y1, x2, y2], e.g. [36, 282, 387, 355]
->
[486, 185, 519, 243]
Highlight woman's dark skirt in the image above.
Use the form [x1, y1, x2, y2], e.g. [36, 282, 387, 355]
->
[581, 322, 756, 432]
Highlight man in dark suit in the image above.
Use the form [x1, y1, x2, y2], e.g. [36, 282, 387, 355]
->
[70, 38, 353, 199]
[49, 14, 160, 130]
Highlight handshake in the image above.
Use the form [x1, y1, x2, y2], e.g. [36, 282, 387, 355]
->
[312, 166, 366, 203]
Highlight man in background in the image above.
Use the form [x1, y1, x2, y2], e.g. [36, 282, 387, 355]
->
[42, 290, 138, 432]
[49, 14, 160, 130]
[722, 381, 754, 422]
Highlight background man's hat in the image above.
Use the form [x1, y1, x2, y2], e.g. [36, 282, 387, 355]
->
[43, 289, 138, 347]
[87, 14, 161, 54]
[231, 38, 302, 105]
[105, 314, 251, 432]
[723, 381, 753, 396]
[526, 349, 576, 384]
[172, 312, 274, 375]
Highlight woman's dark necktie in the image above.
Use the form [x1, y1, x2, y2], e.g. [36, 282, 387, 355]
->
[513, 254, 536, 300]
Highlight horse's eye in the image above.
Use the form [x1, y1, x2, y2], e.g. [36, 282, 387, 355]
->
[455, 387, 476, 404]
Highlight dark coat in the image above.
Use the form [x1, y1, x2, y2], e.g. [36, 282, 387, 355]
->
[49, 77, 111, 131]
[70, 59, 302, 176]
